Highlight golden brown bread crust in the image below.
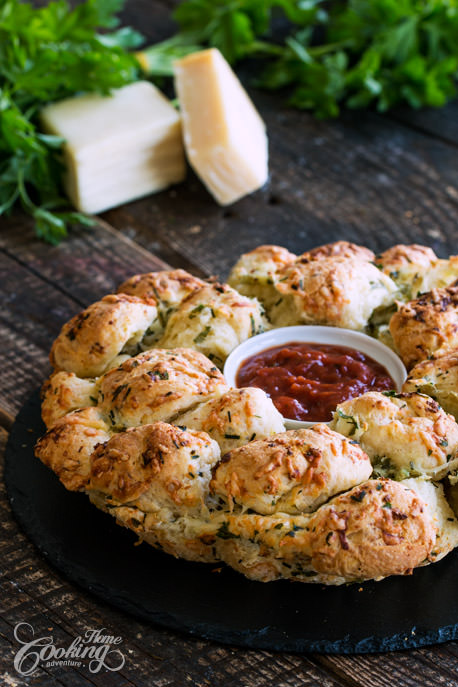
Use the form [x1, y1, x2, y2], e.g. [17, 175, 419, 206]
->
[97, 348, 228, 429]
[118, 268, 205, 304]
[36, 243, 458, 585]
[159, 282, 268, 366]
[176, 387, 285, 454]
[41, 371, 97, 428]
[211, 425, 372, 515]
[50, 294, 158, 377]
[331, 391, 458, 480]
[300, 241, 375, 263]
[307, 479, 435, 580]
[270, 257, 397, 330]
[35, 408, 111, 491]
[88, 422, 220, 512]
[376, 244, 438, 302]
[377, 244, 436, 280]
[227, 245, 297, 285]
[390, 286, 458, 369]
[227, 245, 297, 311]
[208, 478, 436, 583]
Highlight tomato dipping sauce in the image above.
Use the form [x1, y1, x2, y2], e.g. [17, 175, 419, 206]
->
[236, 342, 394, 422]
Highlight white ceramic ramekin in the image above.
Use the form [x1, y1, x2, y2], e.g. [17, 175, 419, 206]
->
[223, 325, 407, 430]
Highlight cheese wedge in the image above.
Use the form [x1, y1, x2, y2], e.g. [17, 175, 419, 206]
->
[174, 49, 268, 205]
[41, 81, 186, 214]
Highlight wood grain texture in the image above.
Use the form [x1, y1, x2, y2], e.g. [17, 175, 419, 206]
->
[0, 215, 169, 305]
[390, 101, 458, 148]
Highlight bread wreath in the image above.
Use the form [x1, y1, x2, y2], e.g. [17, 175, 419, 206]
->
[35, 242, 458, 584]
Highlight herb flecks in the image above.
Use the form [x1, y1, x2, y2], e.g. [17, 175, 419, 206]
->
[216, 521, 239, 540]
[194, 326, 212, 344]
[350, 489, 366, 503]
[336, 408, 359, 436]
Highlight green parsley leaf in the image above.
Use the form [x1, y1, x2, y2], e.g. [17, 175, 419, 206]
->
[140, 0, 458, 120]
[336, 408, 359, 436]
[216, 521, 239, 540]
[0, 0, 142, 242]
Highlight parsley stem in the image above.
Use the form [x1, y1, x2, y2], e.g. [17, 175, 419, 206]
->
[135, 34, 203, 75]
[246, 40, 285, 57]
[306, 40, 352, 56]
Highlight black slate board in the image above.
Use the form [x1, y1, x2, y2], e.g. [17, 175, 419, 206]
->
[5, 391, 458, 654]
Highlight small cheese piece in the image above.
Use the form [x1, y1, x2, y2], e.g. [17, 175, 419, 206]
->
[40, 81, 186, 214]
[174, 49, 268, 205]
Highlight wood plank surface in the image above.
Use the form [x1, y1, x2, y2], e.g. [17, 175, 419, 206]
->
[390, 101, 458, 148]
[2, 0, 458, 684]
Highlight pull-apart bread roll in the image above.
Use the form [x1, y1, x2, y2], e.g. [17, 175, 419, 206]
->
[306, 478, 436, 582]
[51, 294, 158, 377]
[41, 348, 227, 430]
[210, 425, 372, 514]
[159, 282, 268, 366]
[211, 478, 436, 584]
[403, 351, 458, 421]
[118, 268, 206, 309]
[414, 256, 458, 295]
[402, 478, 458, 562]
[35, 408, 111, 491]
[390, 286, 458, 369]
[36, 244, 458, 586]
[227, 244, 297, 308]
[96, 348, 227, 429]
[176, 387, 285, 454]
[41, 371, 98, 428]
[377, 244, 437, 299]
[330, 391, 458, 480]
[228, 242, 381, 326]
[269, 257, 397, 330]
[87, 422, 222, 563]
[118, 269, 206, 342]
[377, 244, 458, 301]
[300, 240, 375, 262]
[89, 422, 219, 516]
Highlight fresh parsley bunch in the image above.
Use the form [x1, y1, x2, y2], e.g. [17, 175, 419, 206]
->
[160, 0, 458, 118]
[0, 0, 142, 243]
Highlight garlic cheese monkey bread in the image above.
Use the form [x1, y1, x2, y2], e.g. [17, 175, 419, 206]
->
[36, 240, 458, 585]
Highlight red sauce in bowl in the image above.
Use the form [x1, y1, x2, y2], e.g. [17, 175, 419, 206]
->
[236, 342, 394, 422]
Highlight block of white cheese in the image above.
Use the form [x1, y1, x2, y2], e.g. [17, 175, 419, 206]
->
[174, 49, 268, 205]
[40, 81, 186, 214]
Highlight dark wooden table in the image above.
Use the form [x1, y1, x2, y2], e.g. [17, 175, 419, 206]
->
[2, 1, 458, 685]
